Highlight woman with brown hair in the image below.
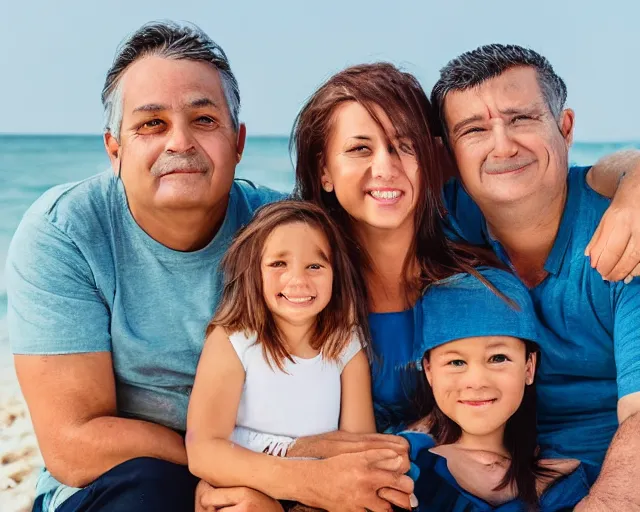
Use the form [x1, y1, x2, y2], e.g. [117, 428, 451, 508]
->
[292, 62, 500, 432]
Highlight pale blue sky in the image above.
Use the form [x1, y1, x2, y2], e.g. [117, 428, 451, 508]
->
[1, 0, 638, 141]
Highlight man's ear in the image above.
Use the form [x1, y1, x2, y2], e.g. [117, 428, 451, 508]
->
[104, 132, 121, 176]
[236, 123, 247, 163]
[558, 108, 575, 147]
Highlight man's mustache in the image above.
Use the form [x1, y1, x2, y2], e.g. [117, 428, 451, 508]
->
[150, 153, 211, 177]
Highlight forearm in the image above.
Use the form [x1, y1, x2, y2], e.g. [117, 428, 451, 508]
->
[587, 149, 640, 198]
[187, 438, 322, 505]
[50, 416, 187, 487]
[581, 413, 640, 508]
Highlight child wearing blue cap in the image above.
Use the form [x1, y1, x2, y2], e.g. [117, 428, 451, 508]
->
[400, 268, 590, 511]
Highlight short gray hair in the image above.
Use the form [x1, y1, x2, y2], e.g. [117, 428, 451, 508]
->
[102, 21, 240, 140]
[431, 44, 567, 138]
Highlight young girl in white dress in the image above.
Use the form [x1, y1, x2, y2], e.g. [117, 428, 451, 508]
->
[186, 200, 376, 497]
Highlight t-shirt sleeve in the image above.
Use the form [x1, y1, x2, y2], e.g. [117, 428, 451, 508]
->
[6, 213, 111, 355]
[227, 331, 256, 371]
[612, 281, 640, 398]
[441, 178, 486, 245]
[338, 332, 363, 373]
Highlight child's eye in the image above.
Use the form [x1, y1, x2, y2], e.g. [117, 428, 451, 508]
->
[307, 263, 323, 270]
[447, 359, 466, 367]
[489, 354, 510, 363]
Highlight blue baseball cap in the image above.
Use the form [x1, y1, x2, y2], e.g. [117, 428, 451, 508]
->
[413, 267, 541, 363]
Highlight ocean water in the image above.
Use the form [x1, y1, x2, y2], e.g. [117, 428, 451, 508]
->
[1, 134, 640, 363]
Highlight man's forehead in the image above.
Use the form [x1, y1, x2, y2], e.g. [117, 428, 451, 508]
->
[121, 55, 226, 112]
[444, 66, 544, 121]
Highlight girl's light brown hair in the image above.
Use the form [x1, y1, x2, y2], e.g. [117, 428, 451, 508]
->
[291, 63, 503, 306]
[209, 200, 369, 371]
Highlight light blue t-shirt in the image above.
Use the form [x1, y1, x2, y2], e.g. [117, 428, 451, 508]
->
[6, 170, 284, 509]
[443, 166, 640, 476]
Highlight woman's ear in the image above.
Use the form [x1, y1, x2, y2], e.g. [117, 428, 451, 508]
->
[321, 169, 334, 193]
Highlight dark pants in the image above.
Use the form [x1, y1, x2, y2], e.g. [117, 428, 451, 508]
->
[34, 457, 199, 512]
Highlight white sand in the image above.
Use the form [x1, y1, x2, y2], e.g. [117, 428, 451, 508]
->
[0, 362, 42, 512]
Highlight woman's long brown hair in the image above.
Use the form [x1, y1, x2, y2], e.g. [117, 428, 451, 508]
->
[209, 200, 370, 371]
[291, 62, 502, 307]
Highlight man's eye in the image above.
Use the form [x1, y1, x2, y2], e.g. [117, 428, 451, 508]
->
[142, 119, 163, 129]
[462, 127, 484, 136]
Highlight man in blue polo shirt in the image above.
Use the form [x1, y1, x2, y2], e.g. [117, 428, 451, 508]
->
[432, 44, 640, 510]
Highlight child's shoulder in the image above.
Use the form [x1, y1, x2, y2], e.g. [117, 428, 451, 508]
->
[335, 330, 364, 370]
[227, 329, 259, 345]
[206, 327, 259, 370]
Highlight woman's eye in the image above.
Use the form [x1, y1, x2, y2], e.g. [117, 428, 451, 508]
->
[308, 264, 322, 270]
[490, 354, 509, 363]
[399, 142, 414, 154]
[448, 359, 466, 367]
[268, 261, 286, 268]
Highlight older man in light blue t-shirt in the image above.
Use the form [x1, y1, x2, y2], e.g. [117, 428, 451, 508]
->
[5, 21, 285, 512]
[6, 22, 415, 512]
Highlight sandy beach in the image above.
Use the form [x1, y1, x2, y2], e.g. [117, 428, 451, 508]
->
[0, 350, 42, 512]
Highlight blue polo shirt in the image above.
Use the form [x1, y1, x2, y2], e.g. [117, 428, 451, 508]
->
[443, 166, 640, 473]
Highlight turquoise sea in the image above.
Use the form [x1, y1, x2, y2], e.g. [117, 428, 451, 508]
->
[1, 134, 640, 366]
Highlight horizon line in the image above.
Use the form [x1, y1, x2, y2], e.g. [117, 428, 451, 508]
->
[0, 132, 639, 145]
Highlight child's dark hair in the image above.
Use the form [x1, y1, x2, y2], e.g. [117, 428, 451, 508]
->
[209, 200, 370, 371]
[404, 340, 558, 510]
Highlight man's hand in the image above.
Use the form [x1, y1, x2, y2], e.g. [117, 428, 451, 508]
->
[305, 449, 414, 512]
[586, 155, 640, 283]
[195, 480, 285, 512]
[287, 431, 409, 460]
[585, 202, 640, 283]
